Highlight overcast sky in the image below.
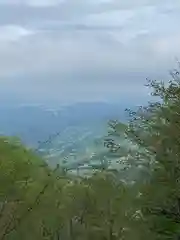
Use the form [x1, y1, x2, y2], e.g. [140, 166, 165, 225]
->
[0, 0, 179, 105]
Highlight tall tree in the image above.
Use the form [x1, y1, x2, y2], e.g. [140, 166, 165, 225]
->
[105, 67, 180, 239]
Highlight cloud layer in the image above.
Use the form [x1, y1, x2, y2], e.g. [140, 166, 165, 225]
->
[0, 0, 179, 104]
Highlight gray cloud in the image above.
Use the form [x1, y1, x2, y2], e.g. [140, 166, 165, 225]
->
[0, 0, 179, 104]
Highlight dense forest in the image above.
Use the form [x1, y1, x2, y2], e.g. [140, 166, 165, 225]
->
[1, 68, 180, 240]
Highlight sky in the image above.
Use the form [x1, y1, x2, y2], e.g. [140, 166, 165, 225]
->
[0, 0, 179, 105]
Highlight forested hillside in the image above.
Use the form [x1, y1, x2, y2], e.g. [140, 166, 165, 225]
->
[1, 69, 180, 239]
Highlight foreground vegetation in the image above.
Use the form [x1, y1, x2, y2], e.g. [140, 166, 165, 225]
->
[1, 68, 180, 239]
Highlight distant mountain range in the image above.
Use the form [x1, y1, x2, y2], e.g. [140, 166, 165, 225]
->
[0, 101, 127, 146]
